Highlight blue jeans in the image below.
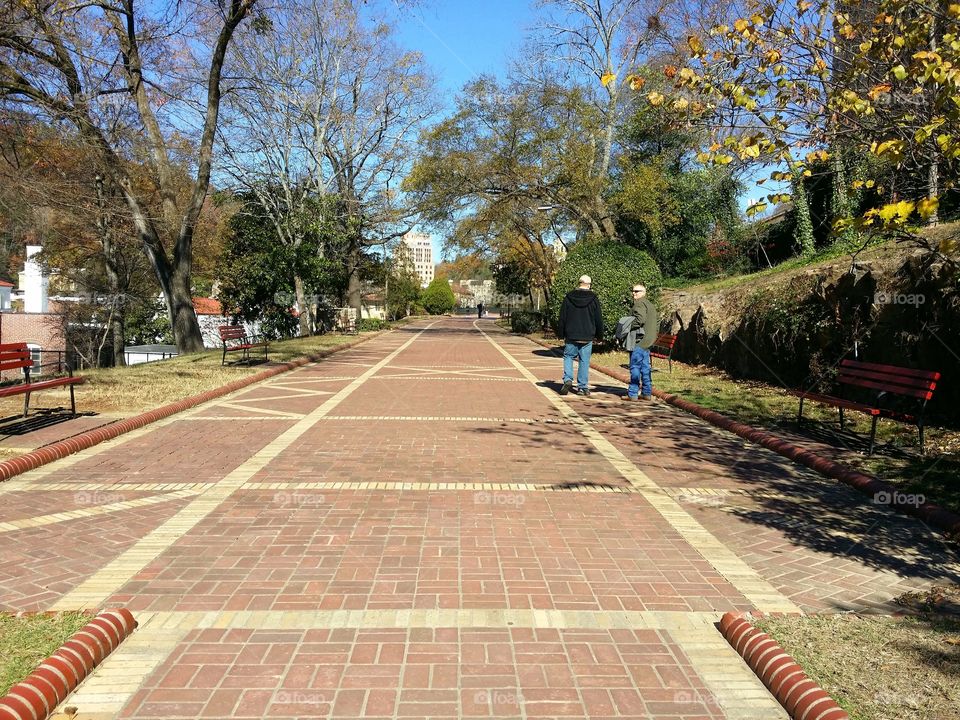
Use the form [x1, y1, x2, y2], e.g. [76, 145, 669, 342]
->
[629, 346, 652, 398]
[563, 341, 593, 390]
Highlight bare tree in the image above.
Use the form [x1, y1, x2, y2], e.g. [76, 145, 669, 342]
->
[0, 0, 257, 353]
[220, 0, 437, 325]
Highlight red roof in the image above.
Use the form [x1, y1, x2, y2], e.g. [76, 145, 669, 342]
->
[193, 297, 223, 315]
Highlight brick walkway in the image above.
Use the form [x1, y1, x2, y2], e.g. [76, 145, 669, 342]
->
[3, 317, 959, 719]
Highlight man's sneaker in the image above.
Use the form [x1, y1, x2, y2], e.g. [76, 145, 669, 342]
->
[640, 394, 653, 401]
[623, 394, 638, 401]
[559, 381, 573, 395]
[576, 387, 591, 397]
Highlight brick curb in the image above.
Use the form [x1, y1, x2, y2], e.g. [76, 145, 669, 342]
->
[528, 336, 960, 539]
[719, 611, 848, 720]
[0, 609, 137, 720]
[0, 334, 377, 483]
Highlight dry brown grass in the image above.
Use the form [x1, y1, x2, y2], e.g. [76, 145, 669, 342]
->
[756, 608, 960, 720]
[0, 332, 374, 417]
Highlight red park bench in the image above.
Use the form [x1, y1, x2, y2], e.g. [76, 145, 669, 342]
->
[218, 325, 269, 366]
[650, 333, 677, 373]
[0, 342, 84, 417]
[791, 359, 940, 455]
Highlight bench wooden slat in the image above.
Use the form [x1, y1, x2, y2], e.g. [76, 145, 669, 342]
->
[0, 342, 33, 372]
[839, 366, 938, 391]
[841, 359, 940, 381]
[837, 375, 935, 400]
[0, 358, 34, 371]
[0, 376, 84, 398]
[839, 371, 937, 393]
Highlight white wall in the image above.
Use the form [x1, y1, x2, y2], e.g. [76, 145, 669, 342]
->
[23, 245, 49, 313]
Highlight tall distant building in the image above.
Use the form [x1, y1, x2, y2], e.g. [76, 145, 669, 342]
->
[400, 232, 434, 288]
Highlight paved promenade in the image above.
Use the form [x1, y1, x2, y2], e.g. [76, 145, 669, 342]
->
[2, 317, 959, 719]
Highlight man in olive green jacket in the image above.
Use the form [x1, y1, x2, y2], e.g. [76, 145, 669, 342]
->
[626, 284, 658, 400]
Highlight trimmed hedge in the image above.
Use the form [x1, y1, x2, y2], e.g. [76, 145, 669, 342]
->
[510, 309, 543, 334]
[356, 318, 390, 331]
[548, 241, 662, 341]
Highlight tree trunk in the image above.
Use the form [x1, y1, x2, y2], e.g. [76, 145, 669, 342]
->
[927, 159, 939, 225]
[96, 173, 126, 366]
[927, 13, 940, 225]
[112, 309, 126, 367]
[170, 262, 205, 352]
[347, 241, 363, 323]
[293, 274, 311, 336]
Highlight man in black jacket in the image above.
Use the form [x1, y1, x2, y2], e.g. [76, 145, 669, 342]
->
[557, 275, 604, 396]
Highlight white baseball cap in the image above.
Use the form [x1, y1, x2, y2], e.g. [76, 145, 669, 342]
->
[579, 275, 591, 285]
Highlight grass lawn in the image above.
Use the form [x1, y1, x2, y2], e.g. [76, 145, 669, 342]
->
[755, 605, 960, 720]
[0, 331, 378, 418]
[0, 612, 90, 695]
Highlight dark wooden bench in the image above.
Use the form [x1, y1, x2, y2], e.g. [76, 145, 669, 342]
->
[0, 343, 83, 417]
[792, 359, 940, 455]
[650, 333, 678, 372]
[218, 325, 268, 366]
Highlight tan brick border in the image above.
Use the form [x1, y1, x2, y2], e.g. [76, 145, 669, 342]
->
[0, 609, 136, 720]
[0, 335, 378, 484]
[526, 336, 960, 540]
[718, 611, 849, 720]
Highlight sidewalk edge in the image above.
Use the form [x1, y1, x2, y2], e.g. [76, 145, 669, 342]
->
[0, 609, 137, 720]
[718, 611, 849, 720]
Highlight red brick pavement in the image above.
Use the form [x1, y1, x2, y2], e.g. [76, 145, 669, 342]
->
[3, 316, 957, 717]
[0, 496, 194, 610]
[120, 627, 725, 720]
[107, 490, 749, 614]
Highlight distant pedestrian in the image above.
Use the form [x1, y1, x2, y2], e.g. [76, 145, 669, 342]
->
[625, 284, 658, 401]
[557, 274, 603, 397]
[477, 302, 484, 318]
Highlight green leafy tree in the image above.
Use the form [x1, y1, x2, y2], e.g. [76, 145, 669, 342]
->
[217, 195, 346, 339]
[405, 78, 616, 248]
[494, 260, 533, 299]
[420, 278, 457, 315]
[658, 0, 959, 261]
[386, 265, 421, 320]
[548, 241, 663, 339]
[612, 90, 743, 277]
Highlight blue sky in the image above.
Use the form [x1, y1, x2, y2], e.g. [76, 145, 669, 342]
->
[396, 1, 533, 106]
[394, 1, 536, 262]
